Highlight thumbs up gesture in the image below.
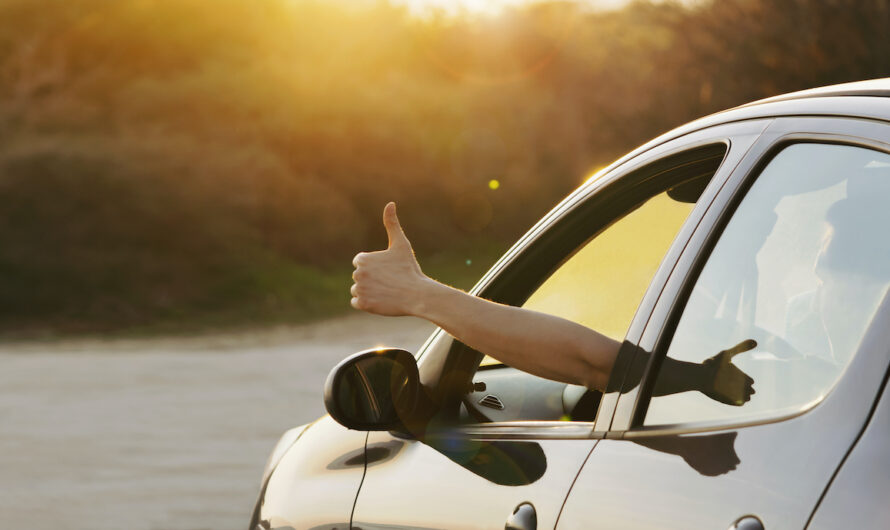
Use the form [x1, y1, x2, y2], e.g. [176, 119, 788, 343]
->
[700, 339, 757, 406]
[351, 202, 431, 316]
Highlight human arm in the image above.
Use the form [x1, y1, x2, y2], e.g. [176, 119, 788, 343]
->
[350, 202, 620, 390]
[351, 202, 755, 403]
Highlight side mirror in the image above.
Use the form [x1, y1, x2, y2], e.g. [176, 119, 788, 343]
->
[324, 348, 422, 431]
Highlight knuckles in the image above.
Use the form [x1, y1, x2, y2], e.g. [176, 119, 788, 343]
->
[354, 297, 377, 312]
[349, 283, 373, 311]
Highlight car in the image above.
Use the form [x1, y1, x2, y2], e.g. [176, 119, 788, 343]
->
[250, 78, 890, 530]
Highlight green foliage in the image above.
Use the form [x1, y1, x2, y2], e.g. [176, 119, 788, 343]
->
[0, 0, 888, 336]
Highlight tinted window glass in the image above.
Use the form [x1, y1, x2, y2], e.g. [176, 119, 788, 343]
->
[645, 143, 890, 426]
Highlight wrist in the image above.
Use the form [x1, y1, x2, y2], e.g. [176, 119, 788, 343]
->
[656, 357, 706, 396]
[695, 358, 717, 396]
[408, 276, 446, 319]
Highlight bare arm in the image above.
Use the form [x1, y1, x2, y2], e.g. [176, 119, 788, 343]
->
[350, 202, 620, 390]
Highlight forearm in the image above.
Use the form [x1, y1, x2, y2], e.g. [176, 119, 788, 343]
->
[649, 357, 703, 396]
[411, 279, 620, 390]
[352, 202, 619, 390]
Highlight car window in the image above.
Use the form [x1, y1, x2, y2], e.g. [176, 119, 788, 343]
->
[463, 144, 734, 425]
[524, 192, 694, 336]
[477, 191, 698, 369]
[644, 143, 890, 427]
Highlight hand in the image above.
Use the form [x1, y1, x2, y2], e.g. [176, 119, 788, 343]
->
[634, 432, 740, 477]
[351, 202, 430, 316]
[700, 339, 757, 406]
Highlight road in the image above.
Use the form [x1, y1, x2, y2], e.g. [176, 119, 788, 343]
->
[0, 313, 434, 530]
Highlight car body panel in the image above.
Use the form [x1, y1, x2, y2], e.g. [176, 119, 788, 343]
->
[257, 416, 367, 530]
[351, 427, 596, 530]
[739, 78, 890, 106]
[808, 361, 890, 530]
[249, 423, 312, 529]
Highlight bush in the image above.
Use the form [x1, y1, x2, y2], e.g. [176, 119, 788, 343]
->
[0, 0, 887, 334]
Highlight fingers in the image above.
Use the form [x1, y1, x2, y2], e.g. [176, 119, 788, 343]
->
[350, 278, 359, 309]
[348, 202, 417, 316]
[383, 202, 411, 251]
[733, 374, 755, 405]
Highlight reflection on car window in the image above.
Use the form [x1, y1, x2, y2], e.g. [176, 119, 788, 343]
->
[479, 191, 696, 367]
[645, 143, 890, 426]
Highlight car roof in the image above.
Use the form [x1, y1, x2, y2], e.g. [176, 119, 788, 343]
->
[738, 78, 890, 107]
[597, 78, 890, 181]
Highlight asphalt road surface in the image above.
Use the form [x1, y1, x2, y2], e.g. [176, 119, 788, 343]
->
[0, 314, 434, 530]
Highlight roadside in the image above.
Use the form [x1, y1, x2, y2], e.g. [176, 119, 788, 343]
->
[2, 244, 506, 342]
[0, 313, 435, 530]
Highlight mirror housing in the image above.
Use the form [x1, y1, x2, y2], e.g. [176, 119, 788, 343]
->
[324, 348, 423, 431]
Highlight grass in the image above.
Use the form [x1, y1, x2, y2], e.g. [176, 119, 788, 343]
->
[0, 242, 511, 342]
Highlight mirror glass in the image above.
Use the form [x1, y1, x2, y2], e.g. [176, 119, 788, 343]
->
[336, 353, 412, 425]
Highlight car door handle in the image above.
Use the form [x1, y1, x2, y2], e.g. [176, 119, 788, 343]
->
[505, 502, 536, 530]
[728, 515, 764, 530]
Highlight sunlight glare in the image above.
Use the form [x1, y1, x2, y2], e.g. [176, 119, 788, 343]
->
[398, 0, 537, 16]
[583, 165, 610, 184]
[394, 0, 633, 16]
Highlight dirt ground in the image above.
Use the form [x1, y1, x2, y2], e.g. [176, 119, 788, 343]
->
[0, 313, 435, 530]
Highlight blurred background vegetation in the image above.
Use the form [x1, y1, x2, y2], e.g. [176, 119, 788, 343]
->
[0, 0, 887, 337]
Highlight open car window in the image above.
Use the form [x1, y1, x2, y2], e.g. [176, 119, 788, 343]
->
[478, 191, 696, 369]
[523, 192, 695, 338]
[463, 143, 729, 424]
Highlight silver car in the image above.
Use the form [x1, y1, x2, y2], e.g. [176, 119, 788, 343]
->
[252, 78, 890, 530]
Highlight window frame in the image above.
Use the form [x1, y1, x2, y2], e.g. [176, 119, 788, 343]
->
[615, 116, 890, 437]
[413, 120, 773, 440]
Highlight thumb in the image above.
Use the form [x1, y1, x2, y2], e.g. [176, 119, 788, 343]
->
[723, 339, 757, 359]
[383, 202, 411, 251]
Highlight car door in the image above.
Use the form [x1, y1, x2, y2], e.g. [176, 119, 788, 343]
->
[557, 117, 890, 530]
[807, 350, 890, 530]
[349, 120, 770, 530]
